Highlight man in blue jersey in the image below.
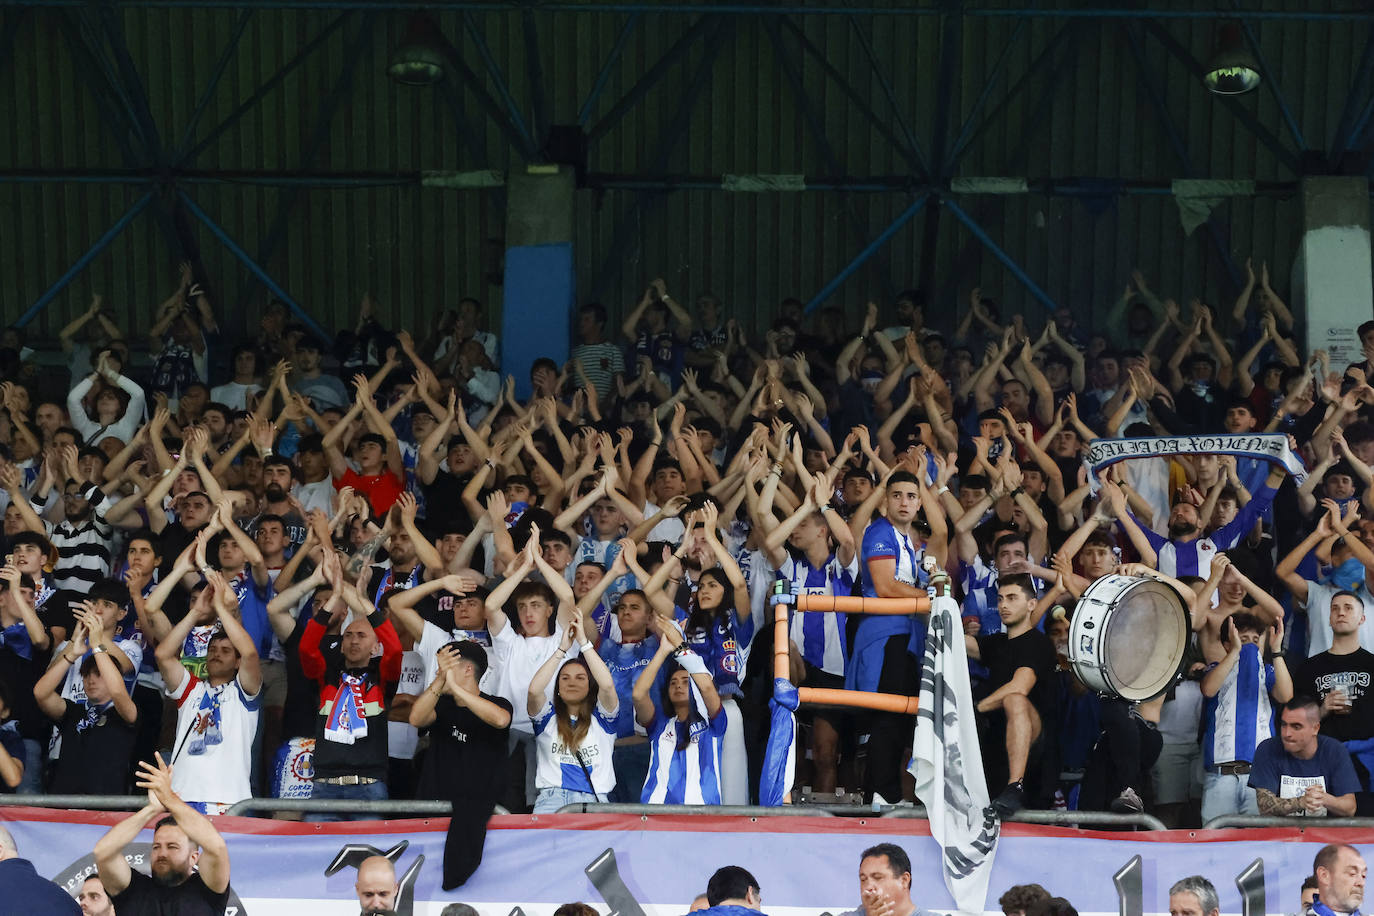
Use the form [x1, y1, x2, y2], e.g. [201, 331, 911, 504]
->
[598, 589, 661, 801]
[1103, 463, 1285, 579]
[852, 469, 946, 806]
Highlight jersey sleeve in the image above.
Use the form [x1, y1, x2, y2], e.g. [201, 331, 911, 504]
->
[861, 520, 897, 562]
[1246, 740, 1280, 793]
[530, 699, 555, 734]
[168, 669, 201, 706]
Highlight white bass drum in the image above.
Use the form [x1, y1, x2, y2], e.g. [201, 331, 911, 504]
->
[1067, 573, 1188, 701]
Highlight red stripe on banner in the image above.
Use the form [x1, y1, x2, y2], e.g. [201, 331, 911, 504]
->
[6, 806, 1374, 845]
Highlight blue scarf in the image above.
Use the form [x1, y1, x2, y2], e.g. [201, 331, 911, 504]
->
[1312, 897, 1360, 916]
[1321, 557, 1366, 592]
[187, 684, 225, 756]
[0, 622, 34, 660]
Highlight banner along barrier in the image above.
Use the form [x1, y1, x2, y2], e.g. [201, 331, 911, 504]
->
[0, 808, 1366, 916]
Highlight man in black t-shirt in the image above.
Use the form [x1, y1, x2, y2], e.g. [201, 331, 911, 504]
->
[408, 640, 511, 889]
[94, 754, 234, 916]
[966, 572, 1057, 815]
[1294, 591, 1374, 745]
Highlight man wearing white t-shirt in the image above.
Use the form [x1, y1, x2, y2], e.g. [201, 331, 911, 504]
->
[386, 574, 494, 690]
[482, 533, 579, 812]
[155, 570, 262, 814]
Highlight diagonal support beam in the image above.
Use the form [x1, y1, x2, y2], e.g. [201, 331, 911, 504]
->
[521, 7, 548, 151]
[95, 3, 167, 165]
[1329, 27, 1374, 162]
[589, 18, 732, 302]
[178, 190, 331, 344]
[577, 12, 640, 128]
[778, 17, 923, 175]
[16, 192, 154, 328]
[946, 15, 1030, 169]
[942, 195, 1061, 314]
[1231, 6, 1305, 151]
[176, 8, 254, 160]
[586, 15, 716, 145]
[237, 12, 377, 311]
[462, 11, 537, 157]
[182, 11, 351, 164]
[846, 13, 930, 180]
[804, 195, 929, 313]
[763, 18, 894, 298]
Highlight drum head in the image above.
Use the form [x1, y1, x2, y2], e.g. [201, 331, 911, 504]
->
[1074, 575, 1188, 701]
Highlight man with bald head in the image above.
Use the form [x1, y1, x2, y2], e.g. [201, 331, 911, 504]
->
[299, 593, 402, 819]
[355, 855, 397, 916]
[0, 823, 80, 913]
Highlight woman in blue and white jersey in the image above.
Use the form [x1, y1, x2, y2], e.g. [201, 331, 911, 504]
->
[526, 614, 620, 812]
[634, 621, 725, 805]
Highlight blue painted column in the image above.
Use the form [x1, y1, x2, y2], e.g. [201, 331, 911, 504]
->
[501, 165, 575, 399]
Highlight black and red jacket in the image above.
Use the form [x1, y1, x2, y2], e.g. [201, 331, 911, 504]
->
[299, 608, 402, 781]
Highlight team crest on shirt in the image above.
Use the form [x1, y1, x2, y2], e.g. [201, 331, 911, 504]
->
[721, 637, 739, 674]
[1201, 543, 1213, 551]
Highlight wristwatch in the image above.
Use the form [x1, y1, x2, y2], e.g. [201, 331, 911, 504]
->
[92, 644, 108, 655]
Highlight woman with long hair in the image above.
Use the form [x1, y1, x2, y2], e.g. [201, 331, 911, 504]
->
[526, 613, 619, 812]
[633, 618, 724, 804]
[641, 500, 753, 804]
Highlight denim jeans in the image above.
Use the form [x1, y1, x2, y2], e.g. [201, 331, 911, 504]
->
[1200, 770, 1259, 824]
[307, 779, 390, 822]
[17, 739, 43, 795]
[534, 786, 599, 813]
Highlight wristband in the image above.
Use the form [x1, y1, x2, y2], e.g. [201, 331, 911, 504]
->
[936, 485, 950, 495]
[675, 649, 709, 676]
[262, 449, 273, 458]
[93, 644, 107, 655]
[817, 503, 832, 514]
[579, 640, 594, 653]
[554, 648, 567, 657]
[1009, 486, 1024, 498]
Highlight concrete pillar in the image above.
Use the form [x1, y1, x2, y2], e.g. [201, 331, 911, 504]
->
[1292, 176, 1373, 367]
[501, 164, 576, 398]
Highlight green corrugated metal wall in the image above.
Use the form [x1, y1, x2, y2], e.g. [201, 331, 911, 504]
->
[0, 1, 1367, 348]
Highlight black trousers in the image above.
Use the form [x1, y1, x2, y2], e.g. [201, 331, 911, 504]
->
[861, 636, 920, 803]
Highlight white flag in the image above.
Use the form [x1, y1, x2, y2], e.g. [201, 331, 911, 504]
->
[910, 593, 1000, 916]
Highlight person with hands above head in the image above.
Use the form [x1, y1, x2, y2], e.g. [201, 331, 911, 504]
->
[852, 461, 946, 807]
[669, 500, 754, 805]
[387, 571, 490, 688]
[526, 613, 620, 811]
[1191, 551, 1285, 665]
[326, 374, 407, 517]
[763, 474, 859, 796]
[298, 557, 402, 818]
[1250, 697, 1360, 817]
[484, 530, 578, 811]
[155, 566, 262, 814]
[93, 752, 234, 914]
[200, 497, 274, 663]
[67, 348, 147, 448]
[633, 614, 726, 804]
[1277, 499, 1374, 658]
[33, 603, 138, 794]
[1198, 613, 1293, 821]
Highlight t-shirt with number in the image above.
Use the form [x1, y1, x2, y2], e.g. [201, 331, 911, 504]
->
[1249, 733, 1361, 814]
[1293, 649, 1374, 743]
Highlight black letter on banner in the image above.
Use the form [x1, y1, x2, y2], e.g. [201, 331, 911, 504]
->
[1236, 857, 1265, 916]
[1113, 854, 1142, 916]
[587, 848, 649, 916]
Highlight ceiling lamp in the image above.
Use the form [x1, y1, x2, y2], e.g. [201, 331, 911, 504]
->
[1203, 23, 1261, 95]
[388, 15, 446, 87]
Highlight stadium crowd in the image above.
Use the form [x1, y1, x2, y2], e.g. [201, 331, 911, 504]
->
[0, 259, 1373, 828]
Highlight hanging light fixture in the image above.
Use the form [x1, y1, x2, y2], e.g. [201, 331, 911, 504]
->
[1203, 23, 1261, 95]
[388, 14, 446, 87]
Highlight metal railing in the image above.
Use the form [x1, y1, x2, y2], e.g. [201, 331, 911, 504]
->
[881, 807, 1168, 831]
[557, 803, 836, 817]
[1204, 814, 1374, 830]
[0, 795, 148, 811]
[224, 799, 510, 817]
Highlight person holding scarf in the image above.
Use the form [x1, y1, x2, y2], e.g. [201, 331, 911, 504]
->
[154, 565, 262, 814]
[299, 550, 402, 818]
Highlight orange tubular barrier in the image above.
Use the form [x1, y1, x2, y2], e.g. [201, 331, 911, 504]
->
[772, 593, 928, 716]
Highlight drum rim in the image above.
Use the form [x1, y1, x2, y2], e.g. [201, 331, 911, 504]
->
[1067, 574, 1189, 701]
